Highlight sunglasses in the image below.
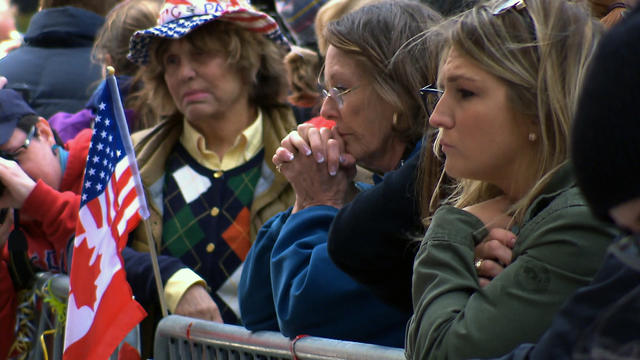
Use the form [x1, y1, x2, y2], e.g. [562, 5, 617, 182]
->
[492, 0, 526, 15]
[0, 125, 36, 161]
[419, 84, 444, 118]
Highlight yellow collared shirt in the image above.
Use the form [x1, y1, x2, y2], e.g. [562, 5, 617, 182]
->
[179, 109, 264, 170]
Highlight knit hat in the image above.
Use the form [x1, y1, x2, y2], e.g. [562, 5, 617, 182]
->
[571, 4, 640, 221]
[128, 0, 288, 65]
[0, 89, 37, 145]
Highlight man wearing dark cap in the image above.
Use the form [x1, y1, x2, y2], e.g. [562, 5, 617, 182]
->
[483, 4, 640, 360]
[0, 88, 88, 273]
[0, 87, 93, 358]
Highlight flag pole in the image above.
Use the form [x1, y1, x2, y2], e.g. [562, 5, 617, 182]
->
[106, 66, 168, 318]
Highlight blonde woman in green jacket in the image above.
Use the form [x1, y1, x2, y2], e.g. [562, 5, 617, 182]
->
[407, 0, 618, 359]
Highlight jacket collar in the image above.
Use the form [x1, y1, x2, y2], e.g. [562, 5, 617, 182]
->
[24, 7, 104, 45]
[522, 162, 576, 222]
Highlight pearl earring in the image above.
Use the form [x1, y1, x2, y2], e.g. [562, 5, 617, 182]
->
[528, 132, 537, 142]
[392, 113, 398, 127]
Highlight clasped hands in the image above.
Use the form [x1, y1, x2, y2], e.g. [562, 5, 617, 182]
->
[273, 124, 357, 213]
[464, 195, 517, 287]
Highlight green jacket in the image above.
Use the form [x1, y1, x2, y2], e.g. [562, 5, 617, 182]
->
[406, 165, 617, 360]
[129, 105, 296, 252]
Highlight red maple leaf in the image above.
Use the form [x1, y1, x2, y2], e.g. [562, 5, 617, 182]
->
[70, 239, 102, 310]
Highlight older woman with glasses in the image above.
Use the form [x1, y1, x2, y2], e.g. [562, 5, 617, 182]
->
[405, 0, 619, 359]
[238, 0, 443, 347]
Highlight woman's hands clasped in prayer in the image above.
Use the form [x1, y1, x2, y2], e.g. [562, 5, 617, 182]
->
[273, 123, 358, 213]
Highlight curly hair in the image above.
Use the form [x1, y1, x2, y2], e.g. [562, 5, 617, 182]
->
[136, 21, 289, 123]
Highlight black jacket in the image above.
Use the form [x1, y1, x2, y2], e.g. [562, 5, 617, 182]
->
[0, 6, 104, 118]
[489, 235, 640, 360]
[327, 153, 423, 312]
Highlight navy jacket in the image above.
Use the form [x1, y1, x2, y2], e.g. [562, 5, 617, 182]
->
[0, 7, 104, 118]
[488, 235, 640, 360]
[121, 247, 186, 308]
[239, 207, 409, 347]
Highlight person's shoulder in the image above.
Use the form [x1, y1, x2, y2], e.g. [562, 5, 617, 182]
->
[261, 105, 297, 128]
[66, 128, 93, 148]
[527, 185, 588, 223]
[131, 119, 177, 146]
[528, 186, 601, 227]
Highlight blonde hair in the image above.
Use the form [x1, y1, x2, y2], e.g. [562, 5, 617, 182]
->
[283, 0, 383, 113]
[90, 0, 162, 132]
[283, 45, 322, 108]
[92, 0, 161, 76]
[137, 21, 288, 122]
[325, 0, 443, 145]
[425, 0, 603, 223]
[314, 0, 381, 56]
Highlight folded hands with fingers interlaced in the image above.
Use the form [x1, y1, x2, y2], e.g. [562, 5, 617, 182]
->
[272, 124, 357, 213]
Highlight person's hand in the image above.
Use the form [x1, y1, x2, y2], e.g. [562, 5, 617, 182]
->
[463, 195, 513, 229]
[274, 123, 356, 177]
[276, 124, 313, 160]
[286, 149, 355, 212]
[276, 141, 355, 213]
[0, 157, 36, 209]
[465, 195, 516, 287]
[0, 208, 13, 248]
[0, 76, 7, 89]
[474, 228, 516, 287]
[174, 284, 223, 323]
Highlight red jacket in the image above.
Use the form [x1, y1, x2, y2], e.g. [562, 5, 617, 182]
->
[0, 129, 91, 359]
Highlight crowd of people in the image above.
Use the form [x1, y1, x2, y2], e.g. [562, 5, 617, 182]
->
[0, 0, 638, 359]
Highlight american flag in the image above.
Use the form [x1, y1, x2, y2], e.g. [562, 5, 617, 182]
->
[63, 74, 147, 360]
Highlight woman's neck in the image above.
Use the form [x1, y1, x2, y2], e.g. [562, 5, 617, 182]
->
[362, 137, 408, 174]
[191, 101, 257, 158]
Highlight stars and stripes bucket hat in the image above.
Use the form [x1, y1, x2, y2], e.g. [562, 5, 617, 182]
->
[128, 0, 288, 65]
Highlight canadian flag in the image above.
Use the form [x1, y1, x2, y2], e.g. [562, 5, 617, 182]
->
[63, 212, 145, 359]
[63, 74, 147, 359]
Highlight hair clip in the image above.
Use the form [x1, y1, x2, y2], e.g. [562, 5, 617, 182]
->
[492, 0, 526, 15]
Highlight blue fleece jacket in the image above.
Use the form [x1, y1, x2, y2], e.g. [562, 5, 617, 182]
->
[239, 206, 409, 347]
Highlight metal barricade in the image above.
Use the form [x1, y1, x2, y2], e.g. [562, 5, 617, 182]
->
[154, 315, 406, 360]
[25, 272, 68, 360]
[14, 272, 139, 360]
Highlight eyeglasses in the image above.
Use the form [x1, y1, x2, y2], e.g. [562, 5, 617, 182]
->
[492, 0, 526, 15]
[0, 125, 36, 161]
[319, 85, 359, 109]
[419, 84, 444, 118]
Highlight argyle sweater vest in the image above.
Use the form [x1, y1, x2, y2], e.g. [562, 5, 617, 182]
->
[161, 143, 263, 324]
